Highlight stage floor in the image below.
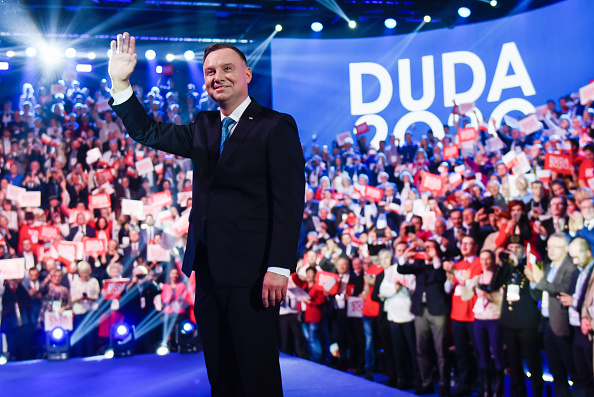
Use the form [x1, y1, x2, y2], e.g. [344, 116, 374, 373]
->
[0, 352, 414, 397]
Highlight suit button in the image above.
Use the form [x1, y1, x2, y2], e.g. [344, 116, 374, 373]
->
[200, 216, 206, 222]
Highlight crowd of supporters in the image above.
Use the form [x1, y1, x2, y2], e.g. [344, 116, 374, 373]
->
[2, 74, 594, 397]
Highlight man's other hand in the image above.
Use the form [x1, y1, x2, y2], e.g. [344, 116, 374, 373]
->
[109, 32, 137, 93]
[262, 271, 288, 308]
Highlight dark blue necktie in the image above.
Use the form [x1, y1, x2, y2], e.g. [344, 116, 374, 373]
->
[220, 117, 234, 155]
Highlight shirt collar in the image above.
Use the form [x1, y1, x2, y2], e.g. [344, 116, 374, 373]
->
[220, 96, 251, 123]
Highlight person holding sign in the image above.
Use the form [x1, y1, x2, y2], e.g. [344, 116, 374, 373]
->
[108, 33, 304, 396]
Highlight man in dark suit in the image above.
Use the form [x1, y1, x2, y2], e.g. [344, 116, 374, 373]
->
[536, 195, 569, 258]
[67, 212, 96, 241]
[534, 233, 579, 397]
[108, 33, 304, 396]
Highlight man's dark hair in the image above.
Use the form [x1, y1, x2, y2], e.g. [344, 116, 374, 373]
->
[204, 44, 247, 65]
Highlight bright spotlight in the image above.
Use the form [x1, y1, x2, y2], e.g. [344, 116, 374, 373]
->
[384, 18, 397, 29]
[311, 22, 323, 32]
[115, 324, 130, 338]
[181, 320, 195, 334]
[6, 51, 14, 58]
[65, 48, 76, 58]
[275, 24, 283, 32]
[107, 49, 113, 59]
[348, 20, 357, 29]
[156, 65, 163, 74]
[184, 50, 195, 61]
[46, 326, 69, 360]
[76, 64, 92, 73]
[41, 47, 62, 66]
[87, 52, 96, 60]
[145, 49, 156, 60]
[423, 15, 432, 23]
[458, 7, 471, 18]
[0, 355, 7, 365]
[104, 348, 115, 359]
[490, 0, 497, 6]
[0, 62, 9, 71]
[165, 53, 175, 62]
[51, 327, 66, 341]
[156, 342, 170, 356]
[177, 320, 201, 353]
[110, 322, 135, 357]
[25, 47, 37, 57]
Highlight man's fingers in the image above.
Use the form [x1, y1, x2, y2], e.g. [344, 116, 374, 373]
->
[123, 32, 129, 53]
[262, 286, 269, 308]
[129, 35, 136, 55]
[110, 40, 117, 54]
[268, 288, 276, 307]
[116, 33, 122, 54]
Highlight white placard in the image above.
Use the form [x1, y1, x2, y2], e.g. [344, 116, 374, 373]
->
[0, 258, 25, 280]
[44, 310, 74, 331]
[121, 199, 144, 218]
[503, 115, 520, 129]
[135, 157, 154, 175]
[485, 137, 505, 153]
[346, 296, 364, 318]
[19, 191, 42, 208]
[579, 81, 594, 105]
[6, 184, 26, 201]
[86, 147, 102, 165]
[519, 114, 541, 135]
[147, 244, 170, 262]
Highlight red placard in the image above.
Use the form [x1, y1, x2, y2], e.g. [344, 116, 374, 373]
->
[37, 225, 60, 242]
[83, 238, 107, 256]
[96, 168, 114, 183]
[443, 145, 459, 161]
[315, 270, 340, 295]
[458, 127, 478, 143]
[150, 191, 173, 209]
[56, 241, 84, 263]
[420, 172, 444, 197]
[103, 279, 130, 300]
[88, 193, 112, 210]
[364, 186, 383, 202]
[544, 153, 574, 175]
[355, 122, 369, 136]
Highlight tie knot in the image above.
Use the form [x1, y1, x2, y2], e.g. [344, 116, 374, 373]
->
[222, 117, 234, 131]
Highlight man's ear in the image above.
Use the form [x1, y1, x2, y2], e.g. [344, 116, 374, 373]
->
[245, 66, 252, 84]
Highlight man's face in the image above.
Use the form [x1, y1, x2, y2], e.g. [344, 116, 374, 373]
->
[29, 268, 40, 281]
[203, 48, 252, 109]
[550, 197, 566, 218]
[547, 236, 567, 262]
[411, 217, 422, 232]
[507, 243, 525, 262]
[23, 239, 32, 252]
[435, 219, 446, 236]
[336, 258, 349, 274]
[531, 182, 543, 197]
[460, 236, 477, 257]
[462, 209, 474, 225]
[341, 234, 352, 246]
[130, 230, 140, 243]
[582, 200, 594, 221]
[352, 258, 363, 273]
[569, 242, 591, 268]
[394, 243, 407, 258]
[450, 211, 462, 228]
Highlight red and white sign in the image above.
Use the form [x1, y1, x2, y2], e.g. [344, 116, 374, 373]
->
[135, 150, 144, 161]
[545, 153, 573, 175]
[38, 225, 60, 242]
[103, 279, 130, 300]
[513, 152, 532, 175]
[147, 244, 170, 262]
[95, 168, 114, 183]
[169, 210, 190, 237]
[519, 114, 541, 135]
[150, 191, 173, 209]
[355, 122, 369, 136]
[177, 191, 192, 207]
[485, 137, 505, 153]
[44, 311, 74, 332]
[157, 209, 173, 224]
[154, 163, 164, 175]
[336, 131, 352, 147]
[579, 81, 594, 105]
[420, 172, 444, 197]
[56, 241, 84, 262]
[502, 151, 518, 170]
[83, 238, 107, 256]
[537, 169, 552, 186]
[315, 270, 339, 295]
[449, 173, 463, 188]
[347, 296, 364, 318]
[6, 184, 25, 201]
[41, 133, 52, 145]
[458, 127, 478, 144]
[0, 258, 25, 280]
[121, 199, 144, 218]
[19, 191, 41, 208]
[136, 157, 154, 176]
[50, 84, 66, 95]
[443, 145, 459, 160]
[68, 209, 94, 224]
[457, 102, 476, 115]
[364, 186, 383, 202]
[89, 193, 111, 210]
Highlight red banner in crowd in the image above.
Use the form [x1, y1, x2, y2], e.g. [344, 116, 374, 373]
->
[458, 127, 478, 143]
[544, 153, 573, 175]
[88, 193, 112, 210]
[83, 238, 107, 256]
[103, 279, 130, 300]
[364, 186, 383, 202]
[443, 145, 459, 161]
[355, 122, 369, 136]
[96, 168, 114, 183]
[315, 270, 339, 295]
[419, 172, 444, 197]
[37, 225, 60, 242]
[150, 191, 173, 209]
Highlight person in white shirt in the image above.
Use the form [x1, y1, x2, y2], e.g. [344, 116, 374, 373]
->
[70, 261, 100, 357]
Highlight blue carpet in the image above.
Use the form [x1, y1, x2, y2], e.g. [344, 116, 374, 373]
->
[0, 352, 414, 397]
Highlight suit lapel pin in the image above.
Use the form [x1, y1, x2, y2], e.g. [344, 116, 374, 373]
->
[249, 117, 253, 120]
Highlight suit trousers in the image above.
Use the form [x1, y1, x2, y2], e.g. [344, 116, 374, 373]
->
[414, 306, 448, 389]
[451, 320, 476, 389]
[502, 326, 543, 397]
[543, 320, 576, 397]
[278, 313, 307, 358]
[389, 320, 418, 383]
[571, 326, 594, 397]
[194, 242, 282, 397]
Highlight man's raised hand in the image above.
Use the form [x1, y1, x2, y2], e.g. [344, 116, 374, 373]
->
[109, 32, 137, 94]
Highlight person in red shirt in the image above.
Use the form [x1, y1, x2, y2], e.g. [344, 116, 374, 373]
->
[443, 235, 482, 397]
[291, 267, 326, 363]
[360, 256, 384, 380]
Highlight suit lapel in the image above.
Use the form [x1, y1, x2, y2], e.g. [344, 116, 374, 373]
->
[217, 99, 263, 165]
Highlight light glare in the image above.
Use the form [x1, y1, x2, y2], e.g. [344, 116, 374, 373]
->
[76, 64, 92, 73]
[6, 51, 14, 58]
[384, 18, 397, 29]
[275, 24, 283, 32]
[65, 48, 76, 58]
[0, 355, 7, 365]
[165, 53, 175, 62]
[156, 344, 170, 356]
[107, 49, 113, 59]
[104, 349, 115, 359]
[424, 15, 432, 23]
[156, 65, 163, 74]
[311, 22, 323, 32]
[490, 0, 497, 6]
[184, 50, 195, 61]
[0, 62, 9, 71]
[348, 20, 357, 29]
[87, 52, 96, 60]
[25, 47, 37, 57]
[458, 7, 471, 18]
[145, 49, 156, 60]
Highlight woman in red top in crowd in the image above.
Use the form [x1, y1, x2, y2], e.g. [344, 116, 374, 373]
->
[161, 268, 188, 320]
[291, 267, 326, 363]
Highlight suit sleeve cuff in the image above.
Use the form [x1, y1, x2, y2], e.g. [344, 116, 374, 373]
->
[111, 86, 134, 106]
[267, 267, 290, 278]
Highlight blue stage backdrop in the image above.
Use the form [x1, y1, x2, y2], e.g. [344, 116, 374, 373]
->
[271, 0, 594, 150]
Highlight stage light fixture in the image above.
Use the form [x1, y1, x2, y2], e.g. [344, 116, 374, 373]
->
[275, 24, 283, 32]
[156, 342, 170, 356]
[76, 64, 92, 73]
[348, 20, 357, 29]
[87, 52, 96, 60]
[25, 47, 37, 57]
[0, 62, 9, 71]
[65, 48, 76, 58]
[0, 354, 7, 365]
[40, 46, 62, 66]
[104, 348, 115, 359]
[311, 22, 323, 32]
[384, 18, 397, 29]
[156, 65, 163, 74]
[46, 326, 70, 361]
[490, 0, 497, 6]
[184, 50, 195, 61]
[165, 53, 175, 62]
[424, 15, 432, 23]
[110, 322, 135, 357]
[458, 7, 471, 18]
[145, 49, 156, 60]
[176, 320, 201, 353]
[6, 51, 14, 58]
